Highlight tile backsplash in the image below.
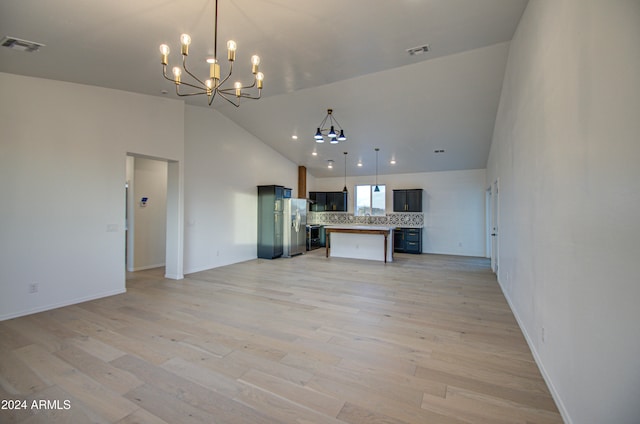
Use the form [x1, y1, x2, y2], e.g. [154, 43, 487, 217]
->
[308, 212, 423, 228]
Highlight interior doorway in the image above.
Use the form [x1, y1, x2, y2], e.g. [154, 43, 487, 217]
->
[489, 179, 499, 274]
[126, 154, 182, 279]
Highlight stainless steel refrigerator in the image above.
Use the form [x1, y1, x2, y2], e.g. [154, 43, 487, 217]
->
[283, 198, 307, 257]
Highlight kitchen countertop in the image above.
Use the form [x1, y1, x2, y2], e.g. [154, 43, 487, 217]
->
[324, 225, 395, 231]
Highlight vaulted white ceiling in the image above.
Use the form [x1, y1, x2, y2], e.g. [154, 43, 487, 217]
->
[0, 0, 528, 178]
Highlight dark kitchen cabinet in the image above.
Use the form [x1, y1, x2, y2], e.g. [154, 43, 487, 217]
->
[309, 191, 347, 212]
[327, 192, 347, 212]
[309, 192, 327, 211]
[393, 189, 423, 212]
[394, 227, 422, 254]
[257, 185, 284, 259]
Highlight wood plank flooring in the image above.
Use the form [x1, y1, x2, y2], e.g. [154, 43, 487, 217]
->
[0, 251, 563, 423]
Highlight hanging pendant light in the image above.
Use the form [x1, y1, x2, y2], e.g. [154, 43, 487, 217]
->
[314, 109, 347, 143]
[343, 152, 348, 194]
[374, 148, 380, 192]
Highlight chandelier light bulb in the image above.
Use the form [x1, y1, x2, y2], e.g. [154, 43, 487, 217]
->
[227, 40, 237, 61]
[180, 34, 191, 55]
[256, 72, 264, 89]
[234, 81, 242, 97]
[328, 126, 337, 138]
[172, 67, 182, 84]
[251, 55, 260, 74]
[159, 44, 170, 65]
[180, 34, 191, 46]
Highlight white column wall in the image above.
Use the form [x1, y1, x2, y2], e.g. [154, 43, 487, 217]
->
[486, 1, 640, 423]
[183, 105, 299, 274]
[0, 72, 184, 320]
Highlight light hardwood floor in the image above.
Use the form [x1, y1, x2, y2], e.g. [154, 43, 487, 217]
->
[0, 251, 562, 423]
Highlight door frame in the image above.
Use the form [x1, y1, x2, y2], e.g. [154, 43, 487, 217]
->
[490, 179, 499, 274]
[126, 153, 183, 280]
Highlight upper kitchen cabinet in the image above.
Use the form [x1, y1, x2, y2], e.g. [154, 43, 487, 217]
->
[326, 192, 347, 212]
[393, 189, 423, 212]
[309, 191, 347, 212]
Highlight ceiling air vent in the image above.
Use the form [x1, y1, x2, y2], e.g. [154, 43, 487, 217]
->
[1, 36, 45, 52]
[406, 44, 429, 56]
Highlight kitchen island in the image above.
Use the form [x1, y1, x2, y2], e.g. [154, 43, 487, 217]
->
[325, 225, 395, 263]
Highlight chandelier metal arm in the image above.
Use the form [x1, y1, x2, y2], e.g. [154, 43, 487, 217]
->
[329, 115, 344, 131]
[318, 115, 330, 132]
[181, 56, 208, 89]
[239, 91, 262, 100]
[175, 86, 209, 97]
[217, 60, 234, 89]
[163, 66, 208, 93]
[216, 91, 241, 107]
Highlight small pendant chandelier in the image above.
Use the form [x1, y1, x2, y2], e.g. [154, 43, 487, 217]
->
[158, 0, 264, 107]
[314, 109, 347, 144]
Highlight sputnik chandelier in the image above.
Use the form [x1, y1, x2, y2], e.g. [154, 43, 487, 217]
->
[314, 109, 347, 143]
[159, 0, 264, 107]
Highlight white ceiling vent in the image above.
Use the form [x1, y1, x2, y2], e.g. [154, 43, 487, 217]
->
[1, 36, 45, 52]
[406, 44, 430, 56]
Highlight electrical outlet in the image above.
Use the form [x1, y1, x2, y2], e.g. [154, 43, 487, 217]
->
[28, 283, 39, 294]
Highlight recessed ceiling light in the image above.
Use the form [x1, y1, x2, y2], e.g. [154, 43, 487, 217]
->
[291, 135, 298, 140]
[312, 151, 318, 156]
[390, 159, 396, 165]
[357, 162, 363, 167]
[327, 160, 334, 169]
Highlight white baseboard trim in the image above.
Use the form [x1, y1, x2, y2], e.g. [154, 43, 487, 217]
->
[499, 282, 572, 424]
[0, 288, 127, 321]
[164, 273, 184, 280]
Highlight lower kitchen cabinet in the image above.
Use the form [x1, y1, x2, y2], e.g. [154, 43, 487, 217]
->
[394, 228, 422, 254]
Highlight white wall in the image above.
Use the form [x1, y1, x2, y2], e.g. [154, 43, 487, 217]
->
[183, 105, 299, 274]
[132, 157, 168, 271]
[486, 1, 640, 423]
[312, 169, 487, 257]
[0, 72, 185, 320]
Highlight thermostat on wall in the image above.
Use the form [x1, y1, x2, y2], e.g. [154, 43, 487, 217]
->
[140, 197, 148, 207]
